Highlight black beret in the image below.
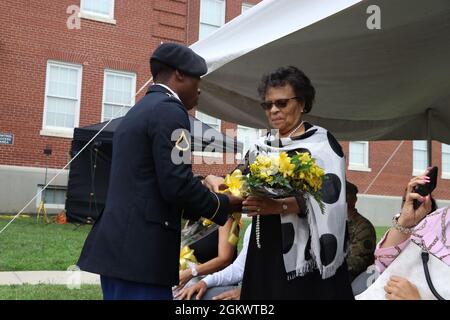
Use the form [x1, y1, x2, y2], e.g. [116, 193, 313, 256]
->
[150, 43, 207, 78]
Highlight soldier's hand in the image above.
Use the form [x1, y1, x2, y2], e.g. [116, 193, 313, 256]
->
[203, 175, 226, 192]
[226, 194, 243, 213]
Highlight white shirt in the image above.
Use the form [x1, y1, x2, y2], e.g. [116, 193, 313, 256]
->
[154, 83, 181, 102]
[202, 224, 251, 288]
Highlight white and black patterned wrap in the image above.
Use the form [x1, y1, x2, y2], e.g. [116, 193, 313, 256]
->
[249, 124, 348, 280]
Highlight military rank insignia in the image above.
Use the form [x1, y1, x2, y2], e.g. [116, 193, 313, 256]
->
[175, 130, 190, 151]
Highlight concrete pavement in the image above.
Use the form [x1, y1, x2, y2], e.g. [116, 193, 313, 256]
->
[0, 271, 100, 286]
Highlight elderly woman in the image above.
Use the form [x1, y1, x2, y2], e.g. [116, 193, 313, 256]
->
[205, 66, 353, 299]
[375, 172, 450, 300]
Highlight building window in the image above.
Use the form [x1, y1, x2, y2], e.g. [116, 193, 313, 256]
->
[413, 140, 428, 175]
[199, 0, 225, 40]
[442, 143, 450, 179]
[102, 70, 136, 122]
[80, 0, 115, 20]
[237, 125, 260, 159]
[43, 61, 82, 133]
[241, 3, 254, 13]
[348, 141, 371, 171]
[194, 111, 222, 157]
[195, 111, 221, 132]
[36, 185, 67, 210]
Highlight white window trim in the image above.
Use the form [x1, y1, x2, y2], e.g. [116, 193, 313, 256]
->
[195, 111, 222, 132]
[36, 185, 67, 210]
[442, 144, 450, 179]
[79, 0, 116, 24]
[101, 69, 137, 122]
[192, 151, 223, 158]
[40, 128, 74, 139]
[348, 141, 371, 172]
[235, 126, 261, 160]
[194, 111, 224, 156]
[42, 60, 82, 138]
[412, 140, 428, 176]
[199, 0, 226, 38]
[241, 3, 254, 12]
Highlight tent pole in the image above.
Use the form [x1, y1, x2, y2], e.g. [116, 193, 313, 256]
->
[427, 108, 432, 167]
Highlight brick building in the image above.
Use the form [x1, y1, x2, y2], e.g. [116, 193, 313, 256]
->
[0, 0, 449, 223]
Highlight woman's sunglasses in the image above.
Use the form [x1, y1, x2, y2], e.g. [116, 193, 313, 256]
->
[260, 97, 300, 110]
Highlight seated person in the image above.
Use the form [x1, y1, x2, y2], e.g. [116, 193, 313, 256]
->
[375, 172, 448, 300]
[346, 181, 376, 282]
[176, 223, 252, 300]
[174, 217, 238, 293]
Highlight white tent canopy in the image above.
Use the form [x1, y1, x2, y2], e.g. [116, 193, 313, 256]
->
[191, 0, 450, 144]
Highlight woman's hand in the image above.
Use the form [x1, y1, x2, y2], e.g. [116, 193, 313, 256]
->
[175, 268, 193, 291]
[175, 280, 207, 300]
[203, 175, 226, 192]
[242, 196, 280, 216]
[398, 172, 433, 228]
[212, 287, 241, 300]
[384, 276, 421, 300]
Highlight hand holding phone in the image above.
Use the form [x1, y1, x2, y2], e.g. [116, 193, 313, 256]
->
[413, 166, 438, 209]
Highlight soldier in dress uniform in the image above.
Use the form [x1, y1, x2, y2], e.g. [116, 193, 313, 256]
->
[77, 43, 242, 300]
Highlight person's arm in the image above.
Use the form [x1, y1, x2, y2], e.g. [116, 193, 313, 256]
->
[175, 224, 251, 300]
[177, 218, 236, 289]
[203, 223, 251, 288]
[243, 196, 301, 216]
[150, 102, 236, 226]
[194, 218, 236, 276]
[375, 174, 432, 272]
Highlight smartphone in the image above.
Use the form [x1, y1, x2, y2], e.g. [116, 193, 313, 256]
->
[413, 166, 438, 209]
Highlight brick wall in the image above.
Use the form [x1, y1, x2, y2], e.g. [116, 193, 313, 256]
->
[1, 0, 448, 200]
[0, 0, 257, 178]
[342, 140, 450, 199]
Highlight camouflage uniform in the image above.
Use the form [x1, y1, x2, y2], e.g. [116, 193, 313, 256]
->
[346, 210, 376, 282]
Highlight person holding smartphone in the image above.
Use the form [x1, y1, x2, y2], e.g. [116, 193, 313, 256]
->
[374, 168, 450, 300]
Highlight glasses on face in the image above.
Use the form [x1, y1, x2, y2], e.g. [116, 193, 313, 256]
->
[260, 97, 300, 111]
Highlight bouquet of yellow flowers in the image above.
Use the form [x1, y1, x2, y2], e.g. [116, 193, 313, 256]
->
[245, 151, 326, 213]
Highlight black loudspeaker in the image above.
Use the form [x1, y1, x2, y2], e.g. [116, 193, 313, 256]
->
[65, 140, 112, 223]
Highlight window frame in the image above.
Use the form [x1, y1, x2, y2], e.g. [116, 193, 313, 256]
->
[241, 2, 254, 13]
[236, 125, 261, 160]
[193, 111, 223, 158]
[79, 0, 116, 24]
[101, 69, 137, 122]
[36, 185, 67, 210]
[442, 143, 450, 179]
[412, 140, 428, 176]
[41, 60, 83, 138]
[348, 141, 371, 172]
[199, 0, 226, 40]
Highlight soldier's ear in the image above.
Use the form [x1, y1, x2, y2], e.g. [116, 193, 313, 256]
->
[174, 70, 185, 81]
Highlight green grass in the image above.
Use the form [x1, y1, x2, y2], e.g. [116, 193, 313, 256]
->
[375, 226, 389, 243]
[0, 216, 389, 271]
[0, 284, 102, 300]
[0, 217, 389, 300]
[0, 217, 91, 271]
